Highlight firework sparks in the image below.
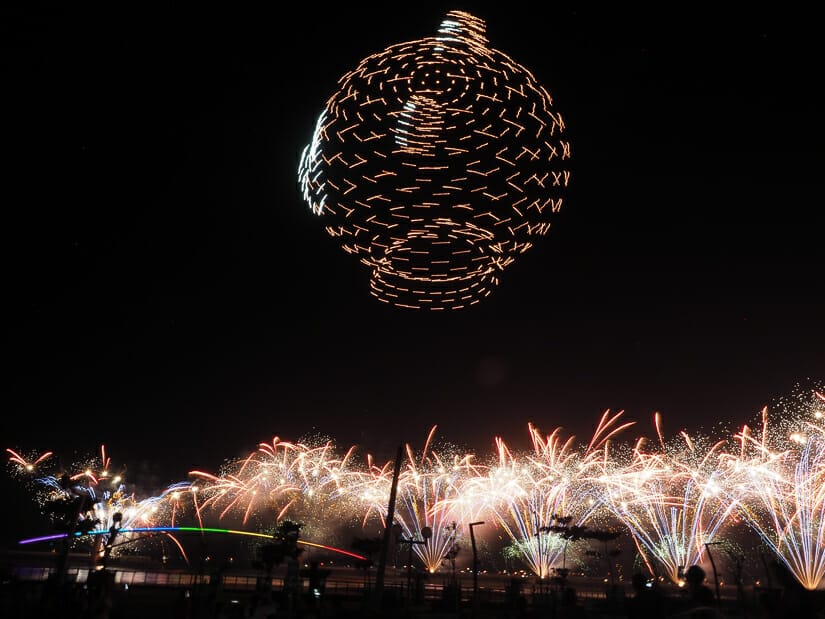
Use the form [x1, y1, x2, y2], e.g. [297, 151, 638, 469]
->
[725, 389, 825, 589]
[190, 434, 365, 545]
[6, 448, 53, 472]
[9, 385, 825, 583]
[596, 413, 738, 583]
[4, 444, 205, 563]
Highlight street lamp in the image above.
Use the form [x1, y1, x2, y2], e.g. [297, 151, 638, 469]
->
[100, 511, 122, 570]
[469, 521, 485, 612]
[704, 542, 722, 605]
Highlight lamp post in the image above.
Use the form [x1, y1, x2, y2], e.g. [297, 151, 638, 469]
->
[704, 542, 722, 605]
[469, 521, 485, 613]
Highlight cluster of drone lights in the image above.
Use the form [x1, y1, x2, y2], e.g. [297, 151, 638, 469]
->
[298, 10, 571, 310]
[9, 390, 825, 589]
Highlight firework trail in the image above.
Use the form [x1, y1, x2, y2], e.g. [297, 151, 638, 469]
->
[725, 389, 825, 589]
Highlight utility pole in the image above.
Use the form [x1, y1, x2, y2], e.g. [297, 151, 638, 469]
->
[374, 444, 403, 610]
[399, 528, 430, 605]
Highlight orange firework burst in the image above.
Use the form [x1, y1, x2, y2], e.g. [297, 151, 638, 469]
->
[190, 435, 363, 528]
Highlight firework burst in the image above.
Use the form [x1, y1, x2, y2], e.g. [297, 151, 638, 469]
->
[190, 434, 365, 543]
[596, 413, 739, 583]
[357, 426, 483, 573]
[481, 410, 633, 578]
[5, 444, 203, 563]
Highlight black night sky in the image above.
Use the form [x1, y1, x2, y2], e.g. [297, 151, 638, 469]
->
[4, 2, 824, 504]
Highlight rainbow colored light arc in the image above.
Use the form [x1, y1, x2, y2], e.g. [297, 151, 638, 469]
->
[18, 527, 368, 562]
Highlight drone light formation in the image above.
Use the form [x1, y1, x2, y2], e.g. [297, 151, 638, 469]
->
[299, 10, 571, 309]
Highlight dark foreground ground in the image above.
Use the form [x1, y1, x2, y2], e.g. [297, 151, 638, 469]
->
[2, 549, 824, 619]
[4, 574, 825, 619]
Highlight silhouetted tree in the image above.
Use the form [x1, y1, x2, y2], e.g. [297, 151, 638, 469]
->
[586, 529, 622, 585]
[253, 520, 305, 585]
[543, 514, 623, 588]
[44, 473, 102, 592]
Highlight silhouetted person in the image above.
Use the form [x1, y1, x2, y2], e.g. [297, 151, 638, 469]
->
[175, 589, 192, 619]
[685, 565, 715, 606]
[208, 563, 227, 618]
[306, 561, 330, 595]
[515, 593, 528, 618]
[626, 572, 665, 619]
[248, 591, 278, 618]
[556, 586, 588, 619]
[85, 570, 114, 619]
[670, 565, 723, 618]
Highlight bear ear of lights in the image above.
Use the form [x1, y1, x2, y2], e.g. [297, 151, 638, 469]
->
[298, 10, 571, 310]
